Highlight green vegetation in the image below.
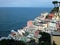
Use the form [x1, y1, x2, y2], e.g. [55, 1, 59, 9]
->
[0, 32, 57, 45]
[50, 7, 59, 13]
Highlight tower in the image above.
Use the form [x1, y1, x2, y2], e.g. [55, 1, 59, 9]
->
[52, 0, 58, 7]
[51, 0, 60, 14]
[59, 2, 60, 11]
[52, 0, 60, 11]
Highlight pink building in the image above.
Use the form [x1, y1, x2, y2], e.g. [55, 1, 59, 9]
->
[27, 20, 34, 27]
[56, 22, 60, 32]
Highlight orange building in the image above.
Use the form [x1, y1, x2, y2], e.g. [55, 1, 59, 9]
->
[27, 20, 34, 27]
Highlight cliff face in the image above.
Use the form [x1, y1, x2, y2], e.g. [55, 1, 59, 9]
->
[50, 7, 59, 13]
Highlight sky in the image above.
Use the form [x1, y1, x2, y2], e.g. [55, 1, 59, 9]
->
[0, 0, 60, 7]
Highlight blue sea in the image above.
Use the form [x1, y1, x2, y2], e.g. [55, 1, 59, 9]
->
[0, 7, 52, 37]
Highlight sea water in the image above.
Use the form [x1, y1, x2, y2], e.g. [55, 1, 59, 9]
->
[0, 7, 52, 37]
